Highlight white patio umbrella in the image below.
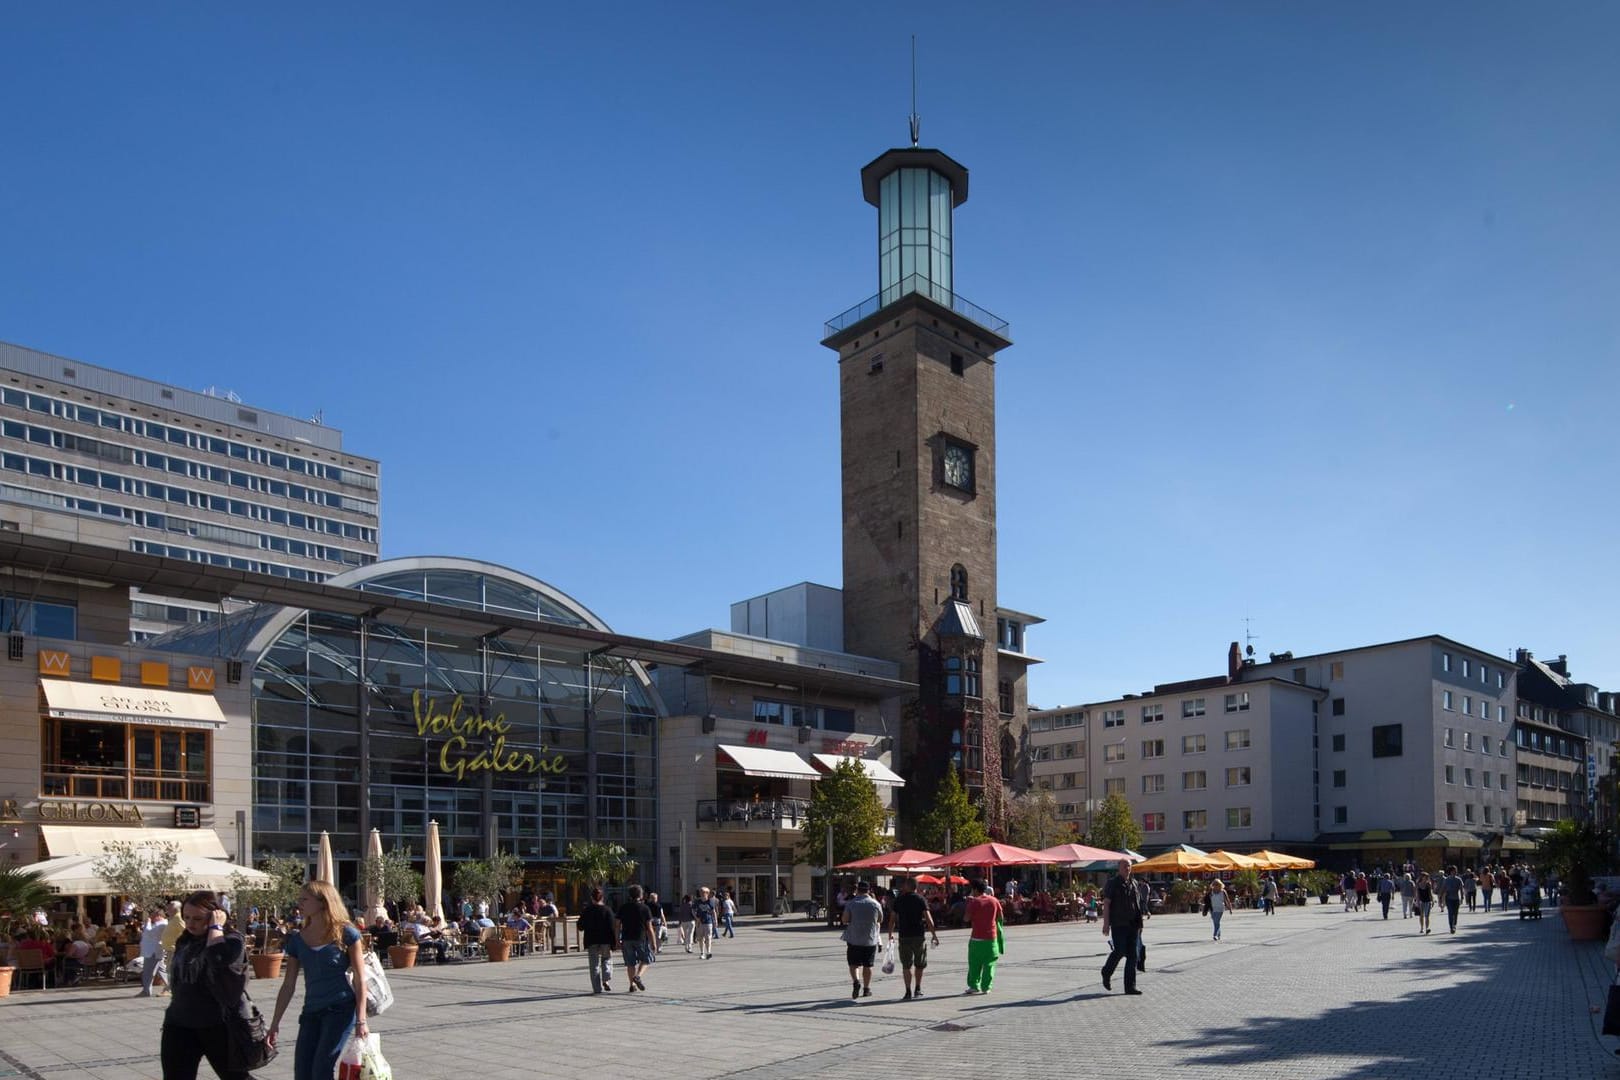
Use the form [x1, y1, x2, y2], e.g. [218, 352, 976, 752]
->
[316, 830, 335, 884]
[364, 828, 387, 922]
[32, 853, 271, 894]
[424, 819, 444, 921]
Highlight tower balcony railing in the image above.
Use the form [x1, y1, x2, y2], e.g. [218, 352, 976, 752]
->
[823, 274, 1010, 339]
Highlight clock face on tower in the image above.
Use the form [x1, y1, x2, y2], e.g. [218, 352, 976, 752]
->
[943, 441, 974, 492]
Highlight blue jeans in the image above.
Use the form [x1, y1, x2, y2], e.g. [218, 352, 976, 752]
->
[296, 1003, 355, 1080]
[720, 914, 734, 937]
[1211, 910, 1224, 938]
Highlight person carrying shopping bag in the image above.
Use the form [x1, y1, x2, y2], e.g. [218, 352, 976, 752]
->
[268, 879, 369, 1080]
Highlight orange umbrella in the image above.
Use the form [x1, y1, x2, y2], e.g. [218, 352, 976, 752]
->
[1205, 851, 1264, 870]
[1131, 850, 1217, 873]
[1253, 850, 1316, 870]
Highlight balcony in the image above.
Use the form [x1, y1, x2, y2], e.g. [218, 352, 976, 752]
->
[823, 274, 1010, 340]
[696, 798, 896, 835]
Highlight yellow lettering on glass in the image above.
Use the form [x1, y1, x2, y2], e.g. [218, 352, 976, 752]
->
[413, 691, 568, 783]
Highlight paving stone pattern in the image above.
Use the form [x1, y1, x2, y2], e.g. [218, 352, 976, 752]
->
[1, 902, 1615, 1079]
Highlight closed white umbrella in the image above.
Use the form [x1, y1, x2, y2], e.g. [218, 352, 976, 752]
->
[364, 828, 387, 922]
[425, 819, 444, 921]
[316, 830, 335, 884]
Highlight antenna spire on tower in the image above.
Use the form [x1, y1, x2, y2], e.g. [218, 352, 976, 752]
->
[908, 35, 921, 147]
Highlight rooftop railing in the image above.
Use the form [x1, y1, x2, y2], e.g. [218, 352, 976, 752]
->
[823, 275, 1010, 340]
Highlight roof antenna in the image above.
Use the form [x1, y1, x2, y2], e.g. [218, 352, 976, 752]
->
[908, 35, 921, 147]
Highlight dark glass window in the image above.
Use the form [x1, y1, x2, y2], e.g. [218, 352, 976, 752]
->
[1332, 733, 1346, 752]
[1372, 724, 1403, 758]
[1331, 697, 1345, 716]
[944, 656, 962, 696]
[950, 564, 968, 602]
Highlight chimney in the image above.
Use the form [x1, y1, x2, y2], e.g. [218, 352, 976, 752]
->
[1550, 655, 1569, 677]
[1228, 641, 1242, 682]
[1515, 648, 1531, 664]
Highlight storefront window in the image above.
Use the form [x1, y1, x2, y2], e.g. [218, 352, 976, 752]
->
[42, 718, 210, 801]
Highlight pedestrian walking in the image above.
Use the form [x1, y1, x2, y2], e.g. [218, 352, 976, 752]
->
[1399, 873, 1416, 918]
[886, 877, 939, 1001]
[615, 884, 657, 993]
[964, 880, 1005, 995]
[1442, 865, 1464, 933]
[1100, 859, 1143, 996]
[1341, 872, 1356, 912]
[719, 891, 737, 938]
[159, 891, 253, 1080]
[1134, 873, 1153, 970]
[840, 880, 884, 1000]
[1355, 872, 1370, 912]
[646, 891, 666, 957]
[1414, 872, 1434, 934]
[267, 879, 368, 1080]
[578, 887, 615, 994]
[1463, 868, 1478, 913]
[1261, 875, 1278, 916]
[691, 887, 717, 959]
[1376, 873, 1394, 920]
[138, 905, 169, 997]
[676, 894, 695, 953]
[1481, 869, 1494, 912]
[1205, 879, 1230, 941]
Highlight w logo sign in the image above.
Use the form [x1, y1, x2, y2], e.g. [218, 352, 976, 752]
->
[38, 650, 71, 675]
[187, 666, 215, 690]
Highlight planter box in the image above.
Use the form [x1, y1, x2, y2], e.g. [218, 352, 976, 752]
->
[249, 952, 284, 980]
[486, 941, 511, 963]
[1561, 904, 1606, 941]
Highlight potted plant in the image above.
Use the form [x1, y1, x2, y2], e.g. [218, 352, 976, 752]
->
[231, 855, 305, 980]
[1302, 870, 1336, 903]
[1536, 819, 1613, 941]
[1167, 879, 1203, 914]
[453, 851, 524, 961]
[0, 866, 53, 996]
[360, 846, 424, 969]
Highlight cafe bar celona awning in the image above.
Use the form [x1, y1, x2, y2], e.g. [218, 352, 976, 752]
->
[716, 744, 823, 780]
[40, 680, 226, 730]
[810, 753, 906, 786]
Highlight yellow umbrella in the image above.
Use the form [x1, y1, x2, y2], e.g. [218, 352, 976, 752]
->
[1206, 850, 1264, 870]
[1253, 849, 1316, 870]
[1131, 850, 1217, 873]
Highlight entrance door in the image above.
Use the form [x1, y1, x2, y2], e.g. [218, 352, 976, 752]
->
[754, 875, 777, 916]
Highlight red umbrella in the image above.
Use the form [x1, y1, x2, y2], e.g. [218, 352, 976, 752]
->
[916, 873, 970, 885]
[941, 842, 1060, 866]
[834, 848, 945, 871]
[1037, 843, 1133, 866]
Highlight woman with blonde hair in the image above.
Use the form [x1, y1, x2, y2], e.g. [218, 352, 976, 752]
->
[267, 879, 368, 1079]
[1206, 879, 1230, 942]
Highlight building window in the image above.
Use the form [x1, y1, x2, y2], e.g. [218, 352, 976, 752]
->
[944, 656, 962, 696]
[1464, 804, 1476, 823]
[1182, 698, 1206, 718]
[1479, 699, 1489, 720]
[1479, 664, 1488, 685]
[1331, 697, 1345, 716]
[1445, 801, 1457, 822]
[1332, 769, 1346, 788]
[1445, 764, 1456, 784]
[1464, 767, 1474, 787]
[1462, 696, 1472, 716]
[1143, 812, 1165, 832]
[1181, 734, 1206, 754]
[1104, 744, 1126, 763]
[1226, 766, 1251, 787]
[998, 680, 1013, 716]
[1182, 770, 1207, 791]
[1442, 652, 1452, 672]
[1226, 807, 1252, 829]
[1462, 658, 1471, 679]
[1141, 704, 1164, 723]
[1372, 724, 1403, 758]
[1497, 672, 1505, 689]
[1142, 774, 1165, 794]
[1183, 809, 1207, 830]
[965, 656, 981, 698]
[1497, 705, 1506, 723]
[1443, 691, 1453, 711]
[1332, 733, 1346, 753]
[1444, 728, 1454, 748]
[1483, 805, 1494, 824]
[950, 564, 969, 602]
[1293, 666, 1307, 684]
[1330, 661, 1344, 680]
[1224, 692, 1250, 713]
[1224, 729, 1250, 751]
[1, 595, 77, 639]
[1463, 732, 1474, 751]
[1058, 741, 1079, 759]
[1102, 709, 1125, 728]
[1057, 772, 1077, 789]
[1482, 736, 1492, 754]
[1141, 739, 1164, 759]
[1333, 805, 1348, 825]
[1483, 770, 1492, 788]
[754, 700, 805, 726]
[41, 718, 211, 802]
[949, 352, 964, 376]
[1103, 777, 1125, 796]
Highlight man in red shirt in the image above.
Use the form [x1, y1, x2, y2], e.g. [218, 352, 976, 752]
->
[963, 880, 1004, 995]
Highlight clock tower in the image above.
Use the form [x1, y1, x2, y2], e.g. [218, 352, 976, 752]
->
[821, 144, 1034, 835]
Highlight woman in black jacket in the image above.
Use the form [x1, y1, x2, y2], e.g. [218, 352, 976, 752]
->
[161, 890, 252, 1080]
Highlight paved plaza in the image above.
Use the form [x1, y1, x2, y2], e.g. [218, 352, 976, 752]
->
[2, 901, 1616, 1079]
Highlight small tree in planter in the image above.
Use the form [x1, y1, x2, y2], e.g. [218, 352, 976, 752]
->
[1167, 879, 1203, 914]
[561, 841, 637, 909]
[1537, 819, 1613, 940]
[93, 841, 188, 916]
[1301, 870, 1337, 903]
[361, 846, 424, 968]
[230, 855, 305, 978]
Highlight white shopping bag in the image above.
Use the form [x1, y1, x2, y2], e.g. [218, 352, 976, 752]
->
[348, 950, 394, 1015]
[880, 940, 896, 975]
[336, 1034, 366, 1080]
[360, 1033, 392, 1080]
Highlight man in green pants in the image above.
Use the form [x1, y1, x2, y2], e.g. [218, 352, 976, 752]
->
[963, 880, 1004, 995]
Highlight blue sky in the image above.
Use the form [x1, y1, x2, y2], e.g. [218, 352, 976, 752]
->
[3, 3, 1616, 706]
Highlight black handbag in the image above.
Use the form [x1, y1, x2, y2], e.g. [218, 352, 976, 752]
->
[225, 990, 278, 1071]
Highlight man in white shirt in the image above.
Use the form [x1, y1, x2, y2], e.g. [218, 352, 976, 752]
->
[137, 907, 168, 997]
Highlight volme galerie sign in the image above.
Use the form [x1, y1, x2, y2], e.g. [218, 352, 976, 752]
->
[412, 691, 569, 783]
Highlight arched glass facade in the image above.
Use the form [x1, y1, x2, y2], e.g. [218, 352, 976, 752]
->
[878, 167, 954, 307]
[246, 560, 659, 891]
